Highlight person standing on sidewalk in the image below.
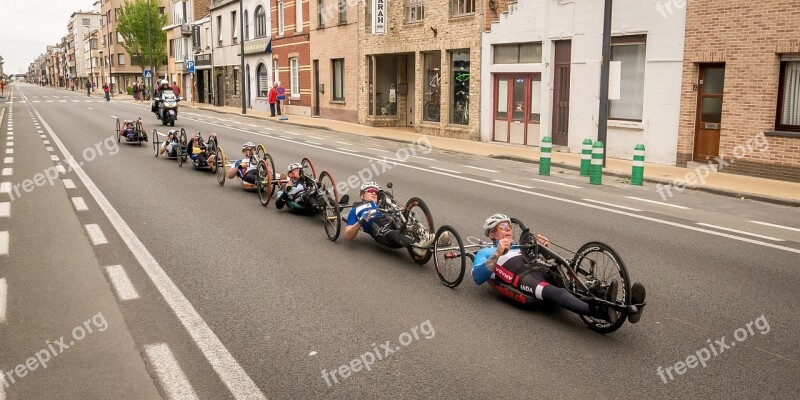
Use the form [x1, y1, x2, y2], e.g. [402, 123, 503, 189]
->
[276, 81, 285, 116]
[268, 83, 278, 117]
[86, 81, 92, 96]
[171, 81, 181, 97]
[103, 83, 110, 101]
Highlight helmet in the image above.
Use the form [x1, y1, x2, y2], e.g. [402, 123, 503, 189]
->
[360, 181, 381, 192]
[161, 79, 168, 86]
[287, 162, 303, 172]
[484, 213, 511, 236]
[242, 142, 256, 151]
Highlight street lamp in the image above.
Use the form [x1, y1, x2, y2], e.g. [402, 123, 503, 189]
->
[597, 0, 613, 166]
[147, 0, 154, 92]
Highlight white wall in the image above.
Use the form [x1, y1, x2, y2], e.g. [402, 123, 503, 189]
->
[481, 0, 686, 165]
[211, 2, 242, 67]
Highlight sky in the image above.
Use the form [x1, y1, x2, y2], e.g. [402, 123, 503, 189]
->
[0, 0, 98, 74]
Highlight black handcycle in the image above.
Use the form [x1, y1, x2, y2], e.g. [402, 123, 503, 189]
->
[116, 118, 148, 146]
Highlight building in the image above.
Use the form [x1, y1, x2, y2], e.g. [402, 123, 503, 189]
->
[269, 0, 311, 115]
[242, 0, 274, 113]
[85, 28, 103, 90]
[68, 10, 103, 90]
[308, 0, 359, 122]
[677, 0, 800, 182]
[480, 0, 685, 164]
[100, 0, 148, 94]
[164, 0, 211, 102]
[358, 0, 482, 140]
[211, 0, 244, 108]
[193, 15, 215, 104]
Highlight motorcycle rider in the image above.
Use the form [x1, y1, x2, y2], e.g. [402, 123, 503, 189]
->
[152, 79, 173, 118]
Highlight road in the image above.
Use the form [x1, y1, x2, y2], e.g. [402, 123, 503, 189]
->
[1, 83, 799, 399]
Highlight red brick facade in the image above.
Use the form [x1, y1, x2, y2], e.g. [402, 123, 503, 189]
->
[271, 0, 311, 112]
[678, 0, 800, 182]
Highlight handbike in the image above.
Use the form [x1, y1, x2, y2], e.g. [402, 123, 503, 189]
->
[116, 118, 148, 146]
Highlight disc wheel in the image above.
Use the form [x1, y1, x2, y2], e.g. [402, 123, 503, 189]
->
[433, 225, 466, 288]
[572, 242, 631, 334]
[318, 171, 341, 241]
[301, 157, 317, 180]
[214, 147, 227, 186]
[404, 197, 434, 265]
[115, 118, 120, 143]
[256, 157, 274, 206]
[152, 129, 160, 157]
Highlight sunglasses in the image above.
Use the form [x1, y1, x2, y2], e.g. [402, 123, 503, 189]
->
[363, 189, 379, 195]
[495, 223, 512, 231]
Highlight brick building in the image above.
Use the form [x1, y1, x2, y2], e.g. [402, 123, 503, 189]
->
[358, 0, 481, 139]
[100, 0, 148, 93]
[678, 0, 800, 182]
[270, 0, 312, 116]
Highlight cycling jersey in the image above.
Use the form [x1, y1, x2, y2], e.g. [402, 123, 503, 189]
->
[472, 246, 523, 285]
[347, 202, 413, 248]
[234, 159, 258, 184]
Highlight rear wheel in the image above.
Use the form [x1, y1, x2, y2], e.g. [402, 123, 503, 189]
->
[215, 147, 226, 186]
[152, 129, 160, 157]
[318, 171, 341, 241]
[433, 225, 466, 288]
[572, 242, 631, 334]
[115, 118, 120, 143]
[135, 120, 144, 147]
[257, 157, 274, 206]
[404, 197, 434, 265]
[301, 157, 317, 180]
[256, 144, 267, 162]
[177, 130, 187, 167]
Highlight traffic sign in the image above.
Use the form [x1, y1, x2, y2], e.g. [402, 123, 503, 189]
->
[186, 61, 195, 74]
[144, 70, 152, 78]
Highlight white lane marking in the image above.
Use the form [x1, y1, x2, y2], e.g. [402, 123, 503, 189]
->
[750, 221, 800, 233]
[583, 198, 642, 212]
[50, 155, 59, 161]
[464, 165, 498, 173]
[144, 343, 199, 400]
[46, 147, 54, 152]
[625, 196, 690, 210]
[306, 141, 321, 145]
[110, 115, 117, 119]
[0, 231, 7, 256]
[56, 165, 66, 173]
[71, 197, 89, 211]
[430, 166, 461, 174]
[84, 224, 108, 245]
[5, 142, 11, 148]
[43, 139, 50, 144]
[492, 179, 532, 189]
[46, 100, 53, 103]
[284, 131, 300, 136]
[0, 202, 9, 217]
[0, 278, 6, 323]
[105, 265, 140, 301]
[4, 149, 11, 154]
[308, 135, 323, 140]
[696, 223, 785, 242]
[63, 179, 76, 189]
[337, 147, 358, 153]
[32, 106, 268, 400]
[1, 168, 11, 176]
[335, 141, 349, 145]
[531, 178, 582, 189]
[3, 158, 11, 164]
[412, 155, 436, 161]
[365, 147, 390, 153]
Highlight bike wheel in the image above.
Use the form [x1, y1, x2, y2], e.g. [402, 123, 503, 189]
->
[115, 118, 120, 143]
[519, 231, 540, 264]
[433, 225, 466, 288]
[135, 120, 144, 147]
[572, 242, 631, 334]
[301, 157, 317, 180]
[424, 103, 440, 122]
[215, 147, 226, 186]
[318, 171, 341, 241]
[152, 129, 160, 157]
[256, 144, 267, 162]
[404, 197, 434, 265]
[257, 158, 274, 206]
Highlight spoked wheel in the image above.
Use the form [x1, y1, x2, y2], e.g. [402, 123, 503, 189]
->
[152, 129, 160, 157]
[572, 242, 631, 334]
[214, 147, 227, 186]
[136, 120, 144, 147]
[519, 231, 540, 265]
[256, 157, 274, 206]
[404, 197, 434, 265]
[177, 130, 187, 167]
[433, 225, 466, 288]
[256, 144, 267, 162]
[318, 171, 341, 241]
[301, 157, 317, 180]
[115, 118, 120, 143]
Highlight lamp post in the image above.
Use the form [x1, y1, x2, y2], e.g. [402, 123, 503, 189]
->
[239, 0, 246, 114]
[147, 0, 154, 91]
[597, 0, 613, 166]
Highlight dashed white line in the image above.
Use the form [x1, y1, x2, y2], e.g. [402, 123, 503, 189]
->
[71, 197, 89, 211]
[1, 168, 11, 176]
[105, 265, 140, 301]
[56, 165, 66, 173]
[3, 158, 11, 164]
[412, 155, 436, 161]
[110, 115, 118, 119]
[749, 221, 800, 233]
[0, 278, 6, 323]
[0, 202, 9, 217]
[335, 141, 350, 145]
[43, 139, 50, 145]
[583, 198, 642, 212]
[50, 155, 59, 161]
[625, 196, 690, 210]
[337, 147, 358, 153]
[365, 147, 390, 153]
[0, 231, 7, 256]
[307, 135, 323, 140]
[284, 131, 300, 136]
[430, 166, 462, 174]
[145, 343, 199, 400]
[306, 141, 321, 145]
[46, 147, 54, 152]
[84, 224, 108, 245]
[492, 179, 533, 189]
[63, 179, 76, 189]
[531, 178, 582, 189]
[696, 223, 785, 242]
[464, 165, 499, 173]
[4, 149, 11, 154]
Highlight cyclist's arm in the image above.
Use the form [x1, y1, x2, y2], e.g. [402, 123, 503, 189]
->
[344, 208, 363, 240]
[227, 160, 241, 179]
[472, 247, 499, 285]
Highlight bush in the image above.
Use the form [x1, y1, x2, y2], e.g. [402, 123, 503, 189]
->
[126, 87, 133, 95]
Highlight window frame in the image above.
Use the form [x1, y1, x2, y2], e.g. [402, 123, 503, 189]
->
[405, 0, 424, 23]
[776, 59, 800, 132]
[278, 0, 285, 36]
[608, 34, 647, 122]
[338, 0, 347, 24]
[255, 6, 267, 38]
[290, 57, 300, 98]
[231, 10, 238, 45]
[332, 58, 344, 101]
[450, 0, 476, 17]
[257, 63, 270, 98]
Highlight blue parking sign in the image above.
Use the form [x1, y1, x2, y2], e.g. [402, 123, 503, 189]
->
[187, 61, 195, 74]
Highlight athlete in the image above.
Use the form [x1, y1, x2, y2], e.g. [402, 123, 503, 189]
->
[186, 132, 218, 168]
[158, 130, 180, 156]
[227, 142, 259, 186]
[275, 162, 315, 210]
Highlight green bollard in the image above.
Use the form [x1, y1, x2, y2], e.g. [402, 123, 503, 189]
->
[539, 136, 552, 176]
[580, 138, 593, 176]
[590, 141, 604, 185]
[631, 144, 645, 186]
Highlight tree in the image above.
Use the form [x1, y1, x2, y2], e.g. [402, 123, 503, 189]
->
[117, 0, 167, 80]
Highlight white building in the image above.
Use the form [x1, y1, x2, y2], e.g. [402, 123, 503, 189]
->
[210, 0, 245, 108]
[68, 10, 102, 89]
[480, 0, 686, 165]
[242, 0, 273, 113]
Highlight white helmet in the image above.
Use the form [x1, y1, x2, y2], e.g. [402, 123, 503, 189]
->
[287, 162, 302, 172]
[484, 213, 511, 236]
[360, 181, 381, 192]
[242, 142, 256, 151]
[161, 79, 169, 86]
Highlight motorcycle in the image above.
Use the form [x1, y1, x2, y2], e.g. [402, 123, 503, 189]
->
[154, 90, 181, 127]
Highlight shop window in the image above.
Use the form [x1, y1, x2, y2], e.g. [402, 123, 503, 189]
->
[450, 50, 470, 125]
[777, 60, 800, 131]
[423, 52, 441, 122]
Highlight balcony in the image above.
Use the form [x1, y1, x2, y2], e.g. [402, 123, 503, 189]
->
[181, 23, 192, 36]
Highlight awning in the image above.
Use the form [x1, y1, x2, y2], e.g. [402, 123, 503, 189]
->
[242, 38, 271, 56]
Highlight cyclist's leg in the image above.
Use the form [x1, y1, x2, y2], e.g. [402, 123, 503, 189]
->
[243, 169, 257, 184]
[518, 268, 608, 319]
[371, 224, 413, 248]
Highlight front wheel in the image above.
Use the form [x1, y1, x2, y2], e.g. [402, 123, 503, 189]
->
[318, 171, 341, 241]
[115, 118, 120, 143]
[404, 197, 434, 265]
[301, 157, 317, 180]
[433, 225, 466, 288]
[572, 242, 631, 334]
[152, 129, 160, 157]
[214, 147, 226, 186]
[256, 158, 274, 206]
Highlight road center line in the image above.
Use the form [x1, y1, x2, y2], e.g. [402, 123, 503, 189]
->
[696, 223, 785, 241]
[531, 178, 582, 189]
[105, 265, 140, 301]
[749, 220, 800, 233]
[0, 277, 7, 323]
[464, 165, 498, 173]
[583, 198, 642, 212]
[625, 196, 690, 210]
[0, 202, 9, 218]
[0, 231, 9, 256]
[430, 166, 461, 174]
[492, 179, 532, 189]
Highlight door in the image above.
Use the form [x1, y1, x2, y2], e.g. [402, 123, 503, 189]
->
[407, 54, 415, 126]
[197, 71, 205, 103]
[493, 74, 540, 145]
[216, 74, 225, 107]
[313, 60, 320, 116]
[693, 64, 725, 161]
[551, 40, 571, 146]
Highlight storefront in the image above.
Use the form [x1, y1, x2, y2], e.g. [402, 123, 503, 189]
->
[492, 73, 541, 145]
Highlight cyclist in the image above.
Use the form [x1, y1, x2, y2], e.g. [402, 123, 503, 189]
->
[158, 130, 180, 157]
[121, 120, 137, 140]
[227, 142, 259, 186]
[275, 162, 315, 210]
[186, 132, 218, 168]
[472, 214, 646, 324]
[343, 182, 434, 256]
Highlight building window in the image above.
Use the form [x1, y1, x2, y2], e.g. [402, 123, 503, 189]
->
[278, 0, 285, 35]
[217, 16, 223, 45]
[317, 0, 325, 26]
[255, 6, 267, 37]
[273, 59, 280, 84]
[231, 11, 238, 44]
[233, 67, 240, 95]
[609, 35, 646, 121]
[257, 63, 270, 97]
[338, 0, 347, 24]
[493, 42, 542, 64]
[405, 0, 424, 23]
[332, 59, 344, 100]
[244, 10, 249, 40]
[450, 0, 475, 16]
[777, 60, 800, 131]
[118, 54, 125, 65]
[82, 18, 91, 26]
[296, 0, 304, 32]
[450, 50, 470, 125]
[423, 51, 441, 122]
[117, 32, 125, 43]
[290, 57, 300, 97]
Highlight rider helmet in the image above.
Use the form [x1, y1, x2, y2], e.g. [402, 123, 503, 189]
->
[242, 142, 256, 151]
[161, 79, 169, 86]
[360, 181, 381, 193]
[287, 162, 303, 172]
[484, 213, 511, 237]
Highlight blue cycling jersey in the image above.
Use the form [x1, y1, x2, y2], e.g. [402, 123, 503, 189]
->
[346, 202, 382, 230]
[472, 245, 523, 285]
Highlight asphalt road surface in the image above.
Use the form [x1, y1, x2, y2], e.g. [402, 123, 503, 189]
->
[1, 83, 799, 399]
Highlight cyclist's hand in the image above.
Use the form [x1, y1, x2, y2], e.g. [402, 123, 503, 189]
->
[535, 234, 550, 247]
[495, 238, 512, 256]
[359, 210, 375, 225]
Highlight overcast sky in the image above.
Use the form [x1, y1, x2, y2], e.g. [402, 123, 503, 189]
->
[0, 0, 98, 74]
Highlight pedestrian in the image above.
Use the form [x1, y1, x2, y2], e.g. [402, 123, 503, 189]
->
[134, 83, 140, 101]
[276, 81, 285, 116]
[171, 81, 181, 97]
[103, 83, 110, 101]
[85, 81, 92, 96]
[92, 81, 96, 92]
[268, 83, 278, 117]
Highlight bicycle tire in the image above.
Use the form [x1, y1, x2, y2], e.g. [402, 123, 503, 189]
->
[433, 225, 466, 288]
[572, 242, 631, 334]
[404, 197, 434, 265]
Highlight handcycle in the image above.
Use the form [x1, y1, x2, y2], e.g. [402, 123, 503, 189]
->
[335, 182, 434, 264]
[431, 218, 644, 334]
[176, 131, 220, 171]
[152, 128, 186, 159]
[259, 157, 342, 240]
[216, 143, 272, 189]
[116, 118, 148, 146]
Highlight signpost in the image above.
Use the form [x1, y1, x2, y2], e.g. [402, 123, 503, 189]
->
[187, 61, 195, 106]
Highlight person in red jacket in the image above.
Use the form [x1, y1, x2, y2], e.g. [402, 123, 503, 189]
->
[268, 83, 278, 117]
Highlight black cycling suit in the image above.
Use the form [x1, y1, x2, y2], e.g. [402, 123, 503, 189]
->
[351, 201, 414, 249]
